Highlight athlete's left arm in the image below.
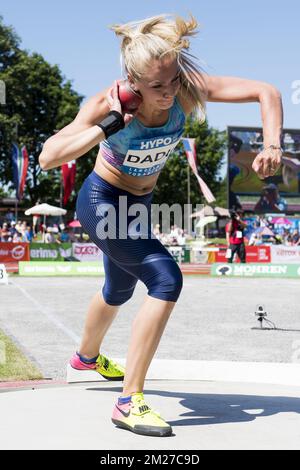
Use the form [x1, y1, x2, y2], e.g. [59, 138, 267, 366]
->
[203, 75, 283, 179]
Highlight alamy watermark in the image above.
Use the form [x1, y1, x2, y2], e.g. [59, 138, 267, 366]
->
[291, 80, 300, 104]
[0, 80, 6, 105]
[94, 196, 204, 240]
[0, 340, 6, 365]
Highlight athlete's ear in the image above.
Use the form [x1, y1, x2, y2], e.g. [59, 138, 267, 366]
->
[127, 74, 139, 92]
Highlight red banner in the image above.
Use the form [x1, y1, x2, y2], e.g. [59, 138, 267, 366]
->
[0, 243, 30, 263]
[215, 245, 271, 263]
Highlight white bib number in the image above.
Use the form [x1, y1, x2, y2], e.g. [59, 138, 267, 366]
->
[122, 134, 182, 177]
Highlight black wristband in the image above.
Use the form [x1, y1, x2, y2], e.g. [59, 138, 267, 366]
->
[97, 110, 125, 138]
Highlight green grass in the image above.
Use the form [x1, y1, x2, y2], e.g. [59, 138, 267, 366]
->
[0, 329, 43, 382]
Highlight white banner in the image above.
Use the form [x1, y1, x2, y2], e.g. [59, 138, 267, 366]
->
[72, 243, 103, 262]
[271, 245, 300, 264]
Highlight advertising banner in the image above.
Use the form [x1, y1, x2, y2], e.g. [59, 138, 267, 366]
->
[271, 245, 300, 264]
[211, 263, 300, 278]
[19, 261, 105, 276]
[0, 243, 30, 262]
[30, 243, 72, 261]
[72, 243, 103, 262]
[215, 245, 271, 263]
[167, 246, 190, 263]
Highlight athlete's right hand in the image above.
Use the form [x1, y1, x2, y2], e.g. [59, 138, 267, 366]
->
[106, 80, 135, 125]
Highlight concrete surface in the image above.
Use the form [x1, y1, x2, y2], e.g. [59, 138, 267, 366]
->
[1, 379, 300, 450]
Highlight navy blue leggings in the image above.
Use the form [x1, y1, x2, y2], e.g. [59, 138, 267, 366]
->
[76, 171, 183, 305]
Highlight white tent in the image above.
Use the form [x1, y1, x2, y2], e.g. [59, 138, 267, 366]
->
[191, 205, 230, 219]
[25, 203, 67, 242]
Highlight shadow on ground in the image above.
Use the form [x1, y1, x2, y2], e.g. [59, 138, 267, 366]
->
[87, 386, 300, 427]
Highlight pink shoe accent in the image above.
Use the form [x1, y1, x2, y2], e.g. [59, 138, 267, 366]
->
[69, 353, 97, 371]
[112, 401, 131, 421]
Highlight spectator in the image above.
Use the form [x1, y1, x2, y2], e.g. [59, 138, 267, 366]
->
[0, 222, 11, 242]
[24, 225, 34, 243]
[12, 231, 22, 243]
[284, 234, 293, 246]
[5, 210, 15, 223]
[291, 229, 300, 246]
[153, 224, 161, 239]
[176, 228, 186, 246]
[56, 228, 71, 244]
[8, 221, 17, 239]
[248, 232, 258, 246]
[45, 227, 56, 244]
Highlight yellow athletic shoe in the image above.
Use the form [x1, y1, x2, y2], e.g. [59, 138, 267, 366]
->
[95, 354, 125, 381]
[112, 392, 172, 437]
[69, 352, 125, 381]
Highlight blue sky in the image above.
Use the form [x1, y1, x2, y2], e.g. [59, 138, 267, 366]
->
[1, 0, 299, 133]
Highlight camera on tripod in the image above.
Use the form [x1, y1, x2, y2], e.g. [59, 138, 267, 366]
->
[252, 304, 276, 330]
[255, 305, 267, 319]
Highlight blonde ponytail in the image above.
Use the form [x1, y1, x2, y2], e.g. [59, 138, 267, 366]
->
[110, 14, 207, 122]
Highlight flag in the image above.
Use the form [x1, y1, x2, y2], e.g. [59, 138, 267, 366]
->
[12, 143, 29, 200]
[181, 137, 216, 203]
[62, 160, 76, 206]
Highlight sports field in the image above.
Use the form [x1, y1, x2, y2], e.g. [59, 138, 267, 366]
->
[1, 275, 300, 381]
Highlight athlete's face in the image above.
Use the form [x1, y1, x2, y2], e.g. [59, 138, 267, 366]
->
[131, 56, 181, 110]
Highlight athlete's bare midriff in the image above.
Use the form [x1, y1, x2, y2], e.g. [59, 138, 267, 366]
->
[93, 151, 160, 196]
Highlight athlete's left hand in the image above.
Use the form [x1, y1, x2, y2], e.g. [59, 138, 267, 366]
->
[252, 147, 282, 179]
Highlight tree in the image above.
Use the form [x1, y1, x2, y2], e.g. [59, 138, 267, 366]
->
[0, 14, 227, 212]
[0, 15, 87, 206]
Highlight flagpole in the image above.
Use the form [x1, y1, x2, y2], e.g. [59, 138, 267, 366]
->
[187, 163, 191, 235]
[60, 173, 63, 208]
[186, 134, 191, 236]
[15, 122, 18, 221]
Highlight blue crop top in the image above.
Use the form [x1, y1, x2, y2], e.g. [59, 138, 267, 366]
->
[100, 97, 186, 177]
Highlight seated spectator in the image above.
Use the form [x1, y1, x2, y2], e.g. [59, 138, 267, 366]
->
[56, 228, 71, 244]
[15, 220, 23, 234]
[9, 221, 17, 238]
[291, 229, 300, 246]
[45, 227, 56, 244]
[248, 233, 263, 246]
[0, 222, 11, 242]
[12, 231, 22, 243]
[24, 225, 34, 243]
[177, 228, 186, 246]
[285, 234, 293, 246]
[153, 224, 161, 239]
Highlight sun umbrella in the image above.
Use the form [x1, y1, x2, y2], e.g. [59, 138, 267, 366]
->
[25, 203, 67, 242]
[255, 226, 275, 236]
[272, 217, 292, 225]
[68, 220, 81, 228]
[191, 206, 230, 218]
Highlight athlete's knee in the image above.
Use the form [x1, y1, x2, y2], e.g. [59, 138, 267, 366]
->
[102, 283, 136, 306]
[146, 261, 183, 303]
